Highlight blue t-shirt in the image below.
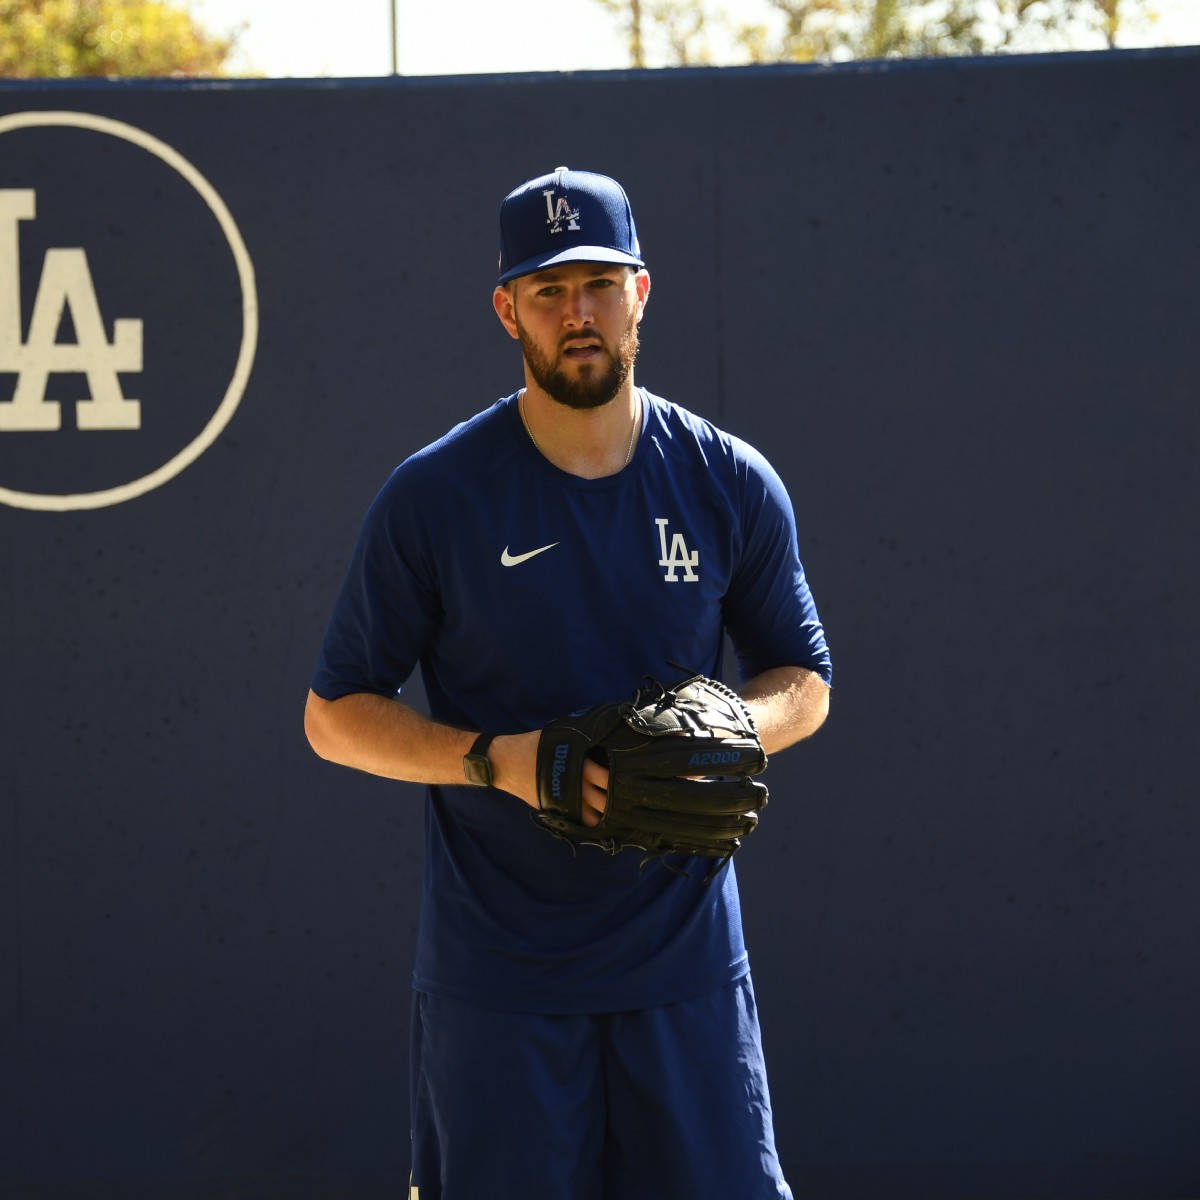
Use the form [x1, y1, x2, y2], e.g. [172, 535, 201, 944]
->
[311, 388, 831, 1013]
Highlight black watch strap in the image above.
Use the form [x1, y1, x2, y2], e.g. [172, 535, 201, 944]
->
[463, 731, 497, 787]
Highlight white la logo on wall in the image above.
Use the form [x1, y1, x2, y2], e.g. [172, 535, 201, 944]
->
[0, 110, 258, 512]
[656, 517, 699, 582]
[0, 189, 143, 433]
[543, 189, 581, 234]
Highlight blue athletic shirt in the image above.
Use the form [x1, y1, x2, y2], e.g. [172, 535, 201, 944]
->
[311, 388, 831, 1014]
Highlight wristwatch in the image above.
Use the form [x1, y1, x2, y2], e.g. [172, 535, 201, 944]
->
[463, 731, 496, 787]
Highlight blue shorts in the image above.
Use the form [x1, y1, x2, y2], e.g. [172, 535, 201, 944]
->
[409, 974, 793, 1200]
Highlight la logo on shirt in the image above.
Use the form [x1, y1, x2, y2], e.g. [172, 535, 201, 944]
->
[656, 518, 699, 583]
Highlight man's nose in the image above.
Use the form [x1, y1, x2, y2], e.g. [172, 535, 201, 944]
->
[562, 287, 595, 327]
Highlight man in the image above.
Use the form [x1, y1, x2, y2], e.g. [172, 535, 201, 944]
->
[305, 166, 831, 1199]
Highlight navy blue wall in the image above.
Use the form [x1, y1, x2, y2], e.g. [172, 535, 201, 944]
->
[2, 50, 1198, 1197]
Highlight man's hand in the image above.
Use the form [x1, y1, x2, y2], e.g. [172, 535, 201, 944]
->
[491, 730, 609, 826]
[580, 759, 610, 827]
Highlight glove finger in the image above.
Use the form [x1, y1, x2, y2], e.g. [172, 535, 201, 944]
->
[601, 808, 758, 843]
[610, 776, 767, 815]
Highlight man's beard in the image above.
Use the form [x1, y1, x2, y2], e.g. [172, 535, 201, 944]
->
[516, 313, 640, 410]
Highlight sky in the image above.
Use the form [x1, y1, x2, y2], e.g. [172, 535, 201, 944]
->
[188, 0, 1200, 78]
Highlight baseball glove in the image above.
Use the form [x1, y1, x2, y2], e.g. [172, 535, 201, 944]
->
[533, 672, 768, 879]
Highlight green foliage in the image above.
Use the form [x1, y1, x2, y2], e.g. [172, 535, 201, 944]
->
[0, 0, 237, 77]
[594, 0, 718, 67]
[759, 0, 1150, 61]
[592, 0, 1161, 66]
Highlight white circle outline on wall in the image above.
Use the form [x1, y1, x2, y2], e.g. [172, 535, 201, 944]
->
[0, 110, 258, 512]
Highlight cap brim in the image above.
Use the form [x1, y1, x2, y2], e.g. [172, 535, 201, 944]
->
[497, 244, 645, 285]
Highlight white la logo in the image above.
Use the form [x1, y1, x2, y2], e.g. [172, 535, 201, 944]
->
[0, 188, 143, 432]
[656, 517, 699, 583]
[0, 110, 257, 513]
[542, 189, 581, 234]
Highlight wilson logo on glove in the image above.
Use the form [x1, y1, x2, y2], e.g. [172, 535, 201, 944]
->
[550, 743, 570, 800]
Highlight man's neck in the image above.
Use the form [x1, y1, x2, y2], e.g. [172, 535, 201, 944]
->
[519, 378, 642, 480]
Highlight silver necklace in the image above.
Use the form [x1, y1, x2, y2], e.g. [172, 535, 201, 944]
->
[520, 391, 641, 469]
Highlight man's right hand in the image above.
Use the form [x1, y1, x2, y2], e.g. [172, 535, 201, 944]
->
[492, 730, 609, 827]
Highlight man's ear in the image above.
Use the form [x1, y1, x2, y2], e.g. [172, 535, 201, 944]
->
[634, 269, 651, 322]
[493, 284, 520, 340]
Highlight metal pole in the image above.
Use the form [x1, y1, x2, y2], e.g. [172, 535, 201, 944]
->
[390, 0, 399, 74]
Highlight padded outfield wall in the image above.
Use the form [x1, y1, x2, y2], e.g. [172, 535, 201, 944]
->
[2, 49, 1198, 1198]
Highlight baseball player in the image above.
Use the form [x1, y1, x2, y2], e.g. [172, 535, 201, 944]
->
[305, 166, 832, 1199]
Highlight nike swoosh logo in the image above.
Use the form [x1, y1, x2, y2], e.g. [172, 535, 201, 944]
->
[501, 542, 559, 567]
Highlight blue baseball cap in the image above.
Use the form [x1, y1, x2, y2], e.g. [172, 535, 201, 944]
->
[497, 166, 645, 284]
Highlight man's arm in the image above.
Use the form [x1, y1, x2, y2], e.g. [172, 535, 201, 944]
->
[303, 666, 823, 824]
[303, 690, 603, 821]
[738, 665, 830, 755]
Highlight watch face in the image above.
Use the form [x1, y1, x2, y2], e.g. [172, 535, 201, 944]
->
[464, 753, 492, 788]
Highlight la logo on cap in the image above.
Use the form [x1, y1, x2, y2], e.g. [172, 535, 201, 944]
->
[543, 188, 581, 234]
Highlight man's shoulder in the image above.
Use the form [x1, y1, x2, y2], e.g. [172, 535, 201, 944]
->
[645, 389, 719, 437]
[377, 393, 520, 490]
[410, 393, 518, 467]
[643, 390, 771, 476]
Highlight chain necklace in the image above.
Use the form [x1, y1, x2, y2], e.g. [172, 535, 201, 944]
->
[519, 390, 641, 470]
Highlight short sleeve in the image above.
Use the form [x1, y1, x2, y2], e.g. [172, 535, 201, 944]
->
[722, 444, 832, 686]
[310, 467, 441, 701]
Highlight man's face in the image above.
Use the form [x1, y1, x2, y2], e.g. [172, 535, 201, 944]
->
[495, 262, 650, 410]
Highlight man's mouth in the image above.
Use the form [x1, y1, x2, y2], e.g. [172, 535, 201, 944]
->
[562, 340, 604, 360]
